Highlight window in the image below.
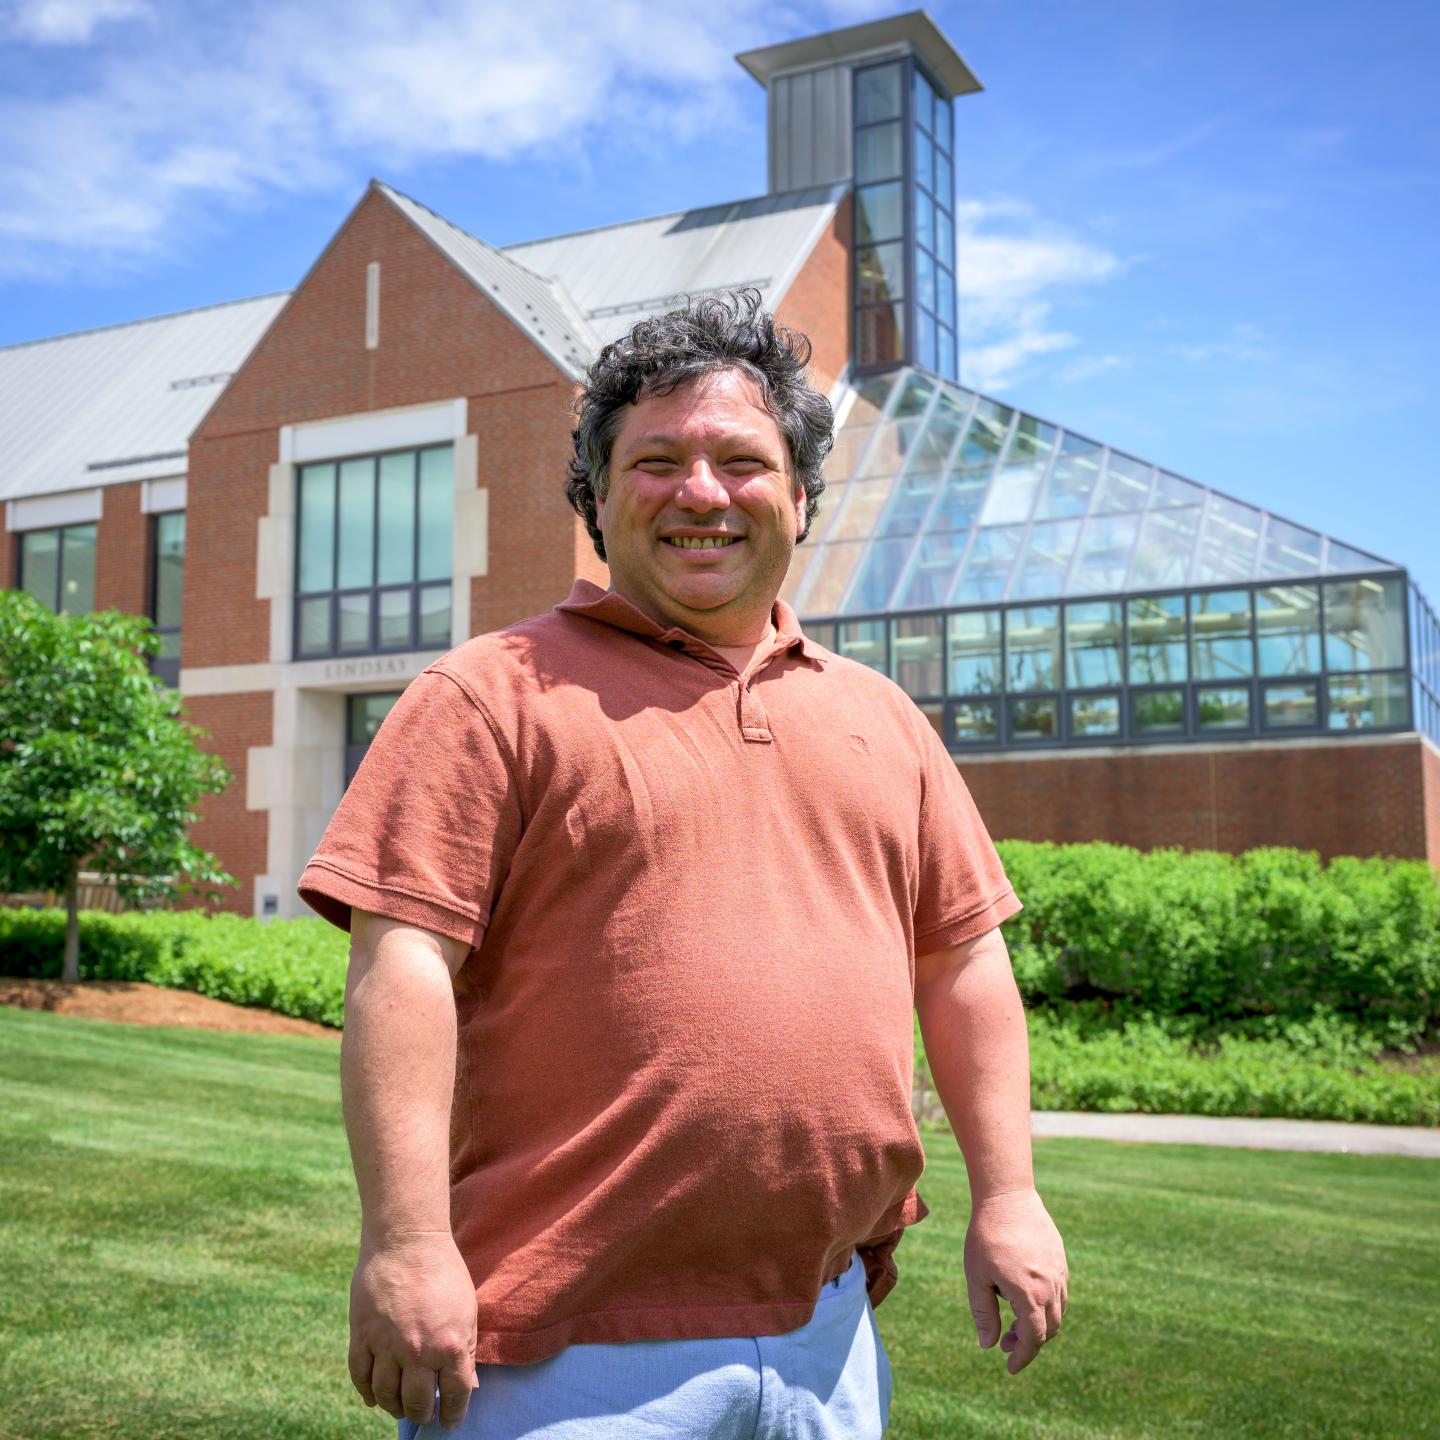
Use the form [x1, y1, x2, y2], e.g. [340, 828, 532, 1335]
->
[948, 608, 1002, 693]
[1326, 672, 1409, 730]
[295, 445, 453, 659]
[346, 692, 402, 785]
[19, 524, 96, 615]
[1262, 680, 1318, 729]
[1069, 692, 1121, 739]
[950, 698, 999, 745]
[1323, 576, 1405, 672]
[1197, 685, 1251, 732]
[910, 64, 957, 379]
[890, 614, 942, 697]
[1066, 601, 1123, 688]
[1256, 584, 1320, 676]
[852, 60, 906, 369]
[805, 573, 1418, 755]
[150, 511, 184, 687]
[1009, 697, 1058, 743]
[837, 619, 886, 674]
[1127, 594, 1187, 683]
[1006, 606, 1060, 692]
[1132, 687, 1186, 737]
[1191, 589, 1253, 680]
[851, 57, 956, 379]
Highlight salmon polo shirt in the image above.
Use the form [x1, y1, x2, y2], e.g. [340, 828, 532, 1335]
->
[298, 578, 1021, 1365]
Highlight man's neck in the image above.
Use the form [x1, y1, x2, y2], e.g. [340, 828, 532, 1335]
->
[709, 619, 777, 676]
[605, 583, 777, 671]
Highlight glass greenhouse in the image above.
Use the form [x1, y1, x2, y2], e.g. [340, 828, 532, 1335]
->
[783, 369, 1440, 752]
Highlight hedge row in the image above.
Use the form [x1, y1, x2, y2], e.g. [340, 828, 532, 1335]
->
[0, 908, 348, 1028]
[915, 1011, 1440, 1128]
[996, 842, 1440, 1049]
[3, 842, 1438, 1050]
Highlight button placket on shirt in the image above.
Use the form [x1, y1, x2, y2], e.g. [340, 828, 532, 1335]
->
[656, 628, 794, 744]
[736, 641, 803, 745]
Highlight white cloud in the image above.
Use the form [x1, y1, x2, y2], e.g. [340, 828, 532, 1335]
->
[1057, 352, 1129, 383]
[0, 0, 1129, 405]
[955, 199, 1122, 391]
[1168, 324, 1273, 364]
[0, 0, 843, 277]
[3, 0, 150, 44]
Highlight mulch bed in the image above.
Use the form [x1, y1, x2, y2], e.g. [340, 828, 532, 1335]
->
[0, 978, 339, 1038]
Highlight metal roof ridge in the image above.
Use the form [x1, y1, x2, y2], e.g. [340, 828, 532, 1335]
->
[0, 290, 291, 355]
[501, 181, 847, 252]
[372, 179, 598, 377]
[372, 179, 582, 296]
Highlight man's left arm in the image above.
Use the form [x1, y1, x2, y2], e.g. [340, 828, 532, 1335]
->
[914, 925, 1068, 1374]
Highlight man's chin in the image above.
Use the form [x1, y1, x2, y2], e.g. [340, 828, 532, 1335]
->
[659, 579, 742, 615]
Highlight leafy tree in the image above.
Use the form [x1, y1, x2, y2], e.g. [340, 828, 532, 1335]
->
[0, 591, 233, 980]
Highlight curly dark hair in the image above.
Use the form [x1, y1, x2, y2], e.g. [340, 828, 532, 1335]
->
[566, 289, 834, 561]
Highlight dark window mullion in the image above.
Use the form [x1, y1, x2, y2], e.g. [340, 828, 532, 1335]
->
[902, 54, 916, 370]
[370, 455, 381, 655]
[54, 525, 67, 611]
[413, 450, 423, 648]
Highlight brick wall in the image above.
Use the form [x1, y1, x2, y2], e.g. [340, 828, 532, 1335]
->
[775, 194, 852, 398]
[93, 480, 149, 617]
[183, 691, 271, 914]
[1422, 739, 1440, 871]
[961, 737, 1437, 865]
[468, 382, 583, 634]
[0, 508, 14, 591]
[188, 184, 579, 669]
[182, 429, 278, 669]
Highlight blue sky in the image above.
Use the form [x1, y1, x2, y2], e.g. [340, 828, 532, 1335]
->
[2, 0, 1436, 604]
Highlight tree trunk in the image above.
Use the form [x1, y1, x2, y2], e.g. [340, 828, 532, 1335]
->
[62, 864, 81, 983]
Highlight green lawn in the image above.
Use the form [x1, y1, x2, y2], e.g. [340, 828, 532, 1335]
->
[1, 1008, 1437, 1440]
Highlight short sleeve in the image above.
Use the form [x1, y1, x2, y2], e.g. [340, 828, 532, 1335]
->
[297, 667, 523, 948]
[910, 712, 1021, 955]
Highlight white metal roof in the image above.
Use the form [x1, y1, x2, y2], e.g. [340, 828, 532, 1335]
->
[374, 182, 597, 380]
[505, 184, 846, 346]
[0, 293, 287, 503]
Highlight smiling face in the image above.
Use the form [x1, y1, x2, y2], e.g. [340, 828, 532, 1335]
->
[597, 367, 807, 646]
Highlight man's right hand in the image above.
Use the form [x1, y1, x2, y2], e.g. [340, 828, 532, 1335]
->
[347, 1231, 479, 1431]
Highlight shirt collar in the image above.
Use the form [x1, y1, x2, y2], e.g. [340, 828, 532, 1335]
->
[554, 579, 826, 664]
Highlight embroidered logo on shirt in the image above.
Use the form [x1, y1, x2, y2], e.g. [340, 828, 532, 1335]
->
[849, 734, 870, 753]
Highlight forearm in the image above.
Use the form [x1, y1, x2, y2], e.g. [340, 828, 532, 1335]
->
[915, 929, 1034, 1201]
[340, 918, 459, 1244]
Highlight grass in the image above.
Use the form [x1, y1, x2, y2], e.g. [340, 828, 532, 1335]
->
[1, 1008, 1437, 1440]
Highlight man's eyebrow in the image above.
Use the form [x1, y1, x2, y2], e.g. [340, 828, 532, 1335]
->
[620, 433, 782, 454]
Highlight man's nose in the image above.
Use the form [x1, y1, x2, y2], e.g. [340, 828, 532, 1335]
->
[674, 460, 730, 511]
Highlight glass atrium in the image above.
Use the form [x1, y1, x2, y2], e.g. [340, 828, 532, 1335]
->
[784, 369, 1439, 752]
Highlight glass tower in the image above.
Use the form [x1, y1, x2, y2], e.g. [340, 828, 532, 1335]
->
[852, 57, 958, 380]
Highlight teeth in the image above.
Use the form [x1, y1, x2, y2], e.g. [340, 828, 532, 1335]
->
[668, 536, 737, 549]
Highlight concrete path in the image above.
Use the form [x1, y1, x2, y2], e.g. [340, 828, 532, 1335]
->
[1030, 1110, 1440, 1158]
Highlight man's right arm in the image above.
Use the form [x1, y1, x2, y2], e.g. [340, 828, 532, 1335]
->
[340, 908, 477, 1432]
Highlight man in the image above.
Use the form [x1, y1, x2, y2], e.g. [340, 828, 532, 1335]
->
[299, 291, 1067, 1439]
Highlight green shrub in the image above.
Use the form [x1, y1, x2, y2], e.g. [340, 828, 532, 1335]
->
[915, 1011, 1440, 1127]
[0, 908, 348, 1028]
[997, 842, 1440, 1049]
[1023, 1011, 1439, 1126]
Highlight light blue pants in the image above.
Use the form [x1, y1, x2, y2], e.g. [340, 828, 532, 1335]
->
[399, 1249, 892, 1439]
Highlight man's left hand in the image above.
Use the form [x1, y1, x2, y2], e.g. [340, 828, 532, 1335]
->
[964, 1186, 1068, 1374]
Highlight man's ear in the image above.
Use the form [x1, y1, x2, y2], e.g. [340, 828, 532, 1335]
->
[792, 477, 807, 533]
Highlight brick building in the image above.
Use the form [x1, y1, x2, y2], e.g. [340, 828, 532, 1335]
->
[3, 12, 1438, 917]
